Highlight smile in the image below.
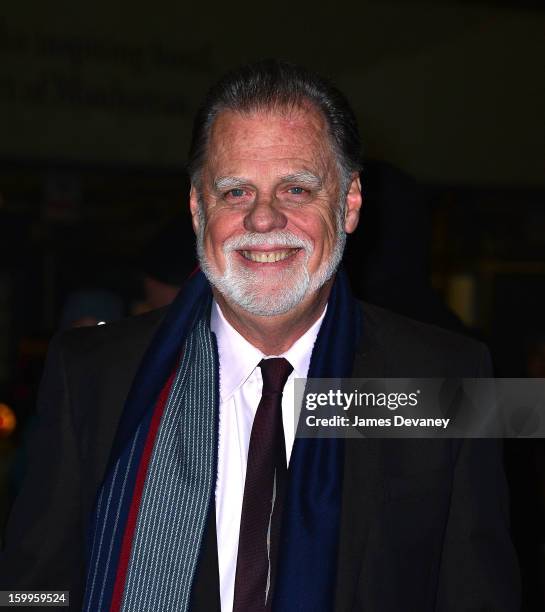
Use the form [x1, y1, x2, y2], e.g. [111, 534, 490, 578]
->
[240, 249, 299, 263]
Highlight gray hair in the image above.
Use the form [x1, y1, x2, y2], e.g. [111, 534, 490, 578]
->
[186, 59, 362, 196]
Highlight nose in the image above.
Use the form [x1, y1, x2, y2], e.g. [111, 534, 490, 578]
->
[243, 195, 287, 233]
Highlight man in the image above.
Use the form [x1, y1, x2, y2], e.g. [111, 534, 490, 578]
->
[1, 60, 519, 611]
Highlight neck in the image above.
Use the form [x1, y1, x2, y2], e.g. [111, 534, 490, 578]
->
[213, 278, 333, 355]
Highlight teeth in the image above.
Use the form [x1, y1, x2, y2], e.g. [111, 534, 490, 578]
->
[241, 250, 295, 263]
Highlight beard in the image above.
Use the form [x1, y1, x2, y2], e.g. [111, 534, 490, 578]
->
[196, 199, 346, 316]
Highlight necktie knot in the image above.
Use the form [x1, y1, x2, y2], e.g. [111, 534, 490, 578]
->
[259, 358, 293, 394]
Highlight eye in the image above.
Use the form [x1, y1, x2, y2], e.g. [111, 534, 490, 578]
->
[222, 187, 252, 204]
[287, 186, 306, 195]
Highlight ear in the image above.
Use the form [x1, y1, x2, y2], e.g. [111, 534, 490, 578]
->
[344, 174, 362, 234]
[189, 185, 201, 235]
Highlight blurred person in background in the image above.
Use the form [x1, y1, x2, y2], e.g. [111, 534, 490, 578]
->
[132, 214, 197, 314]
[60, 289, 124, 329]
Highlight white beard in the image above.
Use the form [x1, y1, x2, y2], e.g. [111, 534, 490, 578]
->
[196, 201, 346, 316]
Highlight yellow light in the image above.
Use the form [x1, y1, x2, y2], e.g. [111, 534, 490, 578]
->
[0, 403, 16, 437]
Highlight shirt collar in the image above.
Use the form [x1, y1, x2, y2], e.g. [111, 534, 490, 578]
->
[210, 300, 327, 402]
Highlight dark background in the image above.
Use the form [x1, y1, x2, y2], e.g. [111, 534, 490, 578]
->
[1, 1, 544, 608]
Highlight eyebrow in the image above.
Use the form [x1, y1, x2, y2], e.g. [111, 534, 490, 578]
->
[213, 176, 250, 191]
[213, 171, 323, 192]
[280, 171, 323, 189]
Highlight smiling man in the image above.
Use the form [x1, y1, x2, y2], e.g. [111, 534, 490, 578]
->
[0, 60, 519, 611]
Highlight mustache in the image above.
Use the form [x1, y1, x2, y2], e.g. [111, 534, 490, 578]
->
[223, 231, 312, 252]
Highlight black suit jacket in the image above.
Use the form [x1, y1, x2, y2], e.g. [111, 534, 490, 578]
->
[0, 301, 520, 611]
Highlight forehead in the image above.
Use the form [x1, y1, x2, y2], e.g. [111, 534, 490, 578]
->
[204, 106, 334, 175]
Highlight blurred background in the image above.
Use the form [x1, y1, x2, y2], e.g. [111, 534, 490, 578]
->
[0, 0, 544, 608]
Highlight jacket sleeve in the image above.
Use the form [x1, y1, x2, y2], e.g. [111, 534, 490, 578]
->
[435, 345, 521, 611]
[0, 333, 85, 602]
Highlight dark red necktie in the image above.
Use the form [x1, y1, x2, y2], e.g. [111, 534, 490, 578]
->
[233, 357, 293, 611]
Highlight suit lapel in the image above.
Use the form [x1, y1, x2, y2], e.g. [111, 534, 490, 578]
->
[334, 306, 388, 612]
[335, 439, 384, 612]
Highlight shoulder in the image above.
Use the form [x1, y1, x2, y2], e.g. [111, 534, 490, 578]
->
[56, 306, 167, 362]
[46, 307, 168, 418]
[42, 308, 168, 464]
[356, 301, 491, 377]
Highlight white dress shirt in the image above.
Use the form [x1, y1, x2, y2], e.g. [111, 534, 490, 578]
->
[210, 301, 326, 612]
